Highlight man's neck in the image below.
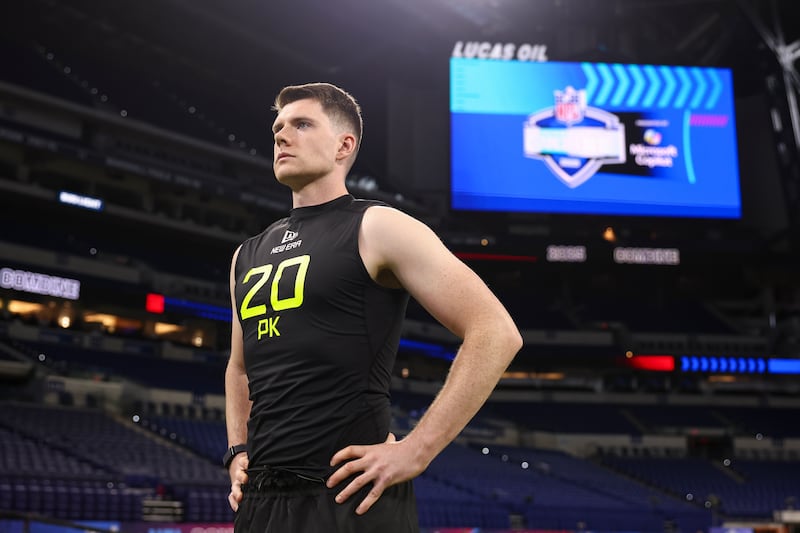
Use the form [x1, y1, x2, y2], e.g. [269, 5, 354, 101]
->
[290, 175, 349, 208]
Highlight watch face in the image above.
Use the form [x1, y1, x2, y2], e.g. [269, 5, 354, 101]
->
[223, 448, 235, 466]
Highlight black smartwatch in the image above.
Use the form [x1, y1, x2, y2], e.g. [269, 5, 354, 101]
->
[222, 444, 247, 469]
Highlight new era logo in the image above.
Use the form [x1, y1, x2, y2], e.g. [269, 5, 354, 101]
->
[281, 230, 298, 243]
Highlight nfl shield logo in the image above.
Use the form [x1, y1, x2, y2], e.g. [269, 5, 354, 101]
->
[523, 86, 626, 189]
[554, 86, 585, 126]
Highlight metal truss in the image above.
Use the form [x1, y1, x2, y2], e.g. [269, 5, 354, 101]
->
[739, 0, 800, 243]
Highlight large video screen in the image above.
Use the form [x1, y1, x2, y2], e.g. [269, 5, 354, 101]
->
[450, 59, 741, 218]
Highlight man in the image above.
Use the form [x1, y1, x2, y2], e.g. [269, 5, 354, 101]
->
[225, 82, 522, 532]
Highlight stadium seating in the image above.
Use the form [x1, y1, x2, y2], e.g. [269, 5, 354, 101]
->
[2, 389, 799, 530]
[599, 454, 800, 519]
[0, 400, 237, 522]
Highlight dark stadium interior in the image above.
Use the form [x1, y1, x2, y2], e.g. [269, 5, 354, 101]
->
[1, 0, 800, 532]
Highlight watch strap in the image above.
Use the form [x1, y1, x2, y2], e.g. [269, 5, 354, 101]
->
[222, 444, 247, 468]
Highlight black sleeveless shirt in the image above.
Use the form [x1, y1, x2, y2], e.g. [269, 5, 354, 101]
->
[234, 194, 409, 477]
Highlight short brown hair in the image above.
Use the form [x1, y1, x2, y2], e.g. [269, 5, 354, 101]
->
[274, 82, 363, 153]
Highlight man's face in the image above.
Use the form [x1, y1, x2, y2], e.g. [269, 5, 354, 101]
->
[272, 98, 341, 188]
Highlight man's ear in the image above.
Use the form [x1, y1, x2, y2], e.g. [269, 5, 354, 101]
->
[336, 133, 357, 162]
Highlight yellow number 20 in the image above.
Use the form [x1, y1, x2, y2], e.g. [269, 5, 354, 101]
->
[239, 255, 310, 320]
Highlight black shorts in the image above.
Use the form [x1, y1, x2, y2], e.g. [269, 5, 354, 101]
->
[234, 468, 419, 533]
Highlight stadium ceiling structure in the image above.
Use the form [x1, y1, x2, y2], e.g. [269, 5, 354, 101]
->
[4, 0, 799, 239]
[9, 0, 797, 134]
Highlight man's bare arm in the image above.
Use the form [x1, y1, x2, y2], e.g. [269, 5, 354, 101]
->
[327, 207, 522, 514]
[225, 245, 251, 511]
